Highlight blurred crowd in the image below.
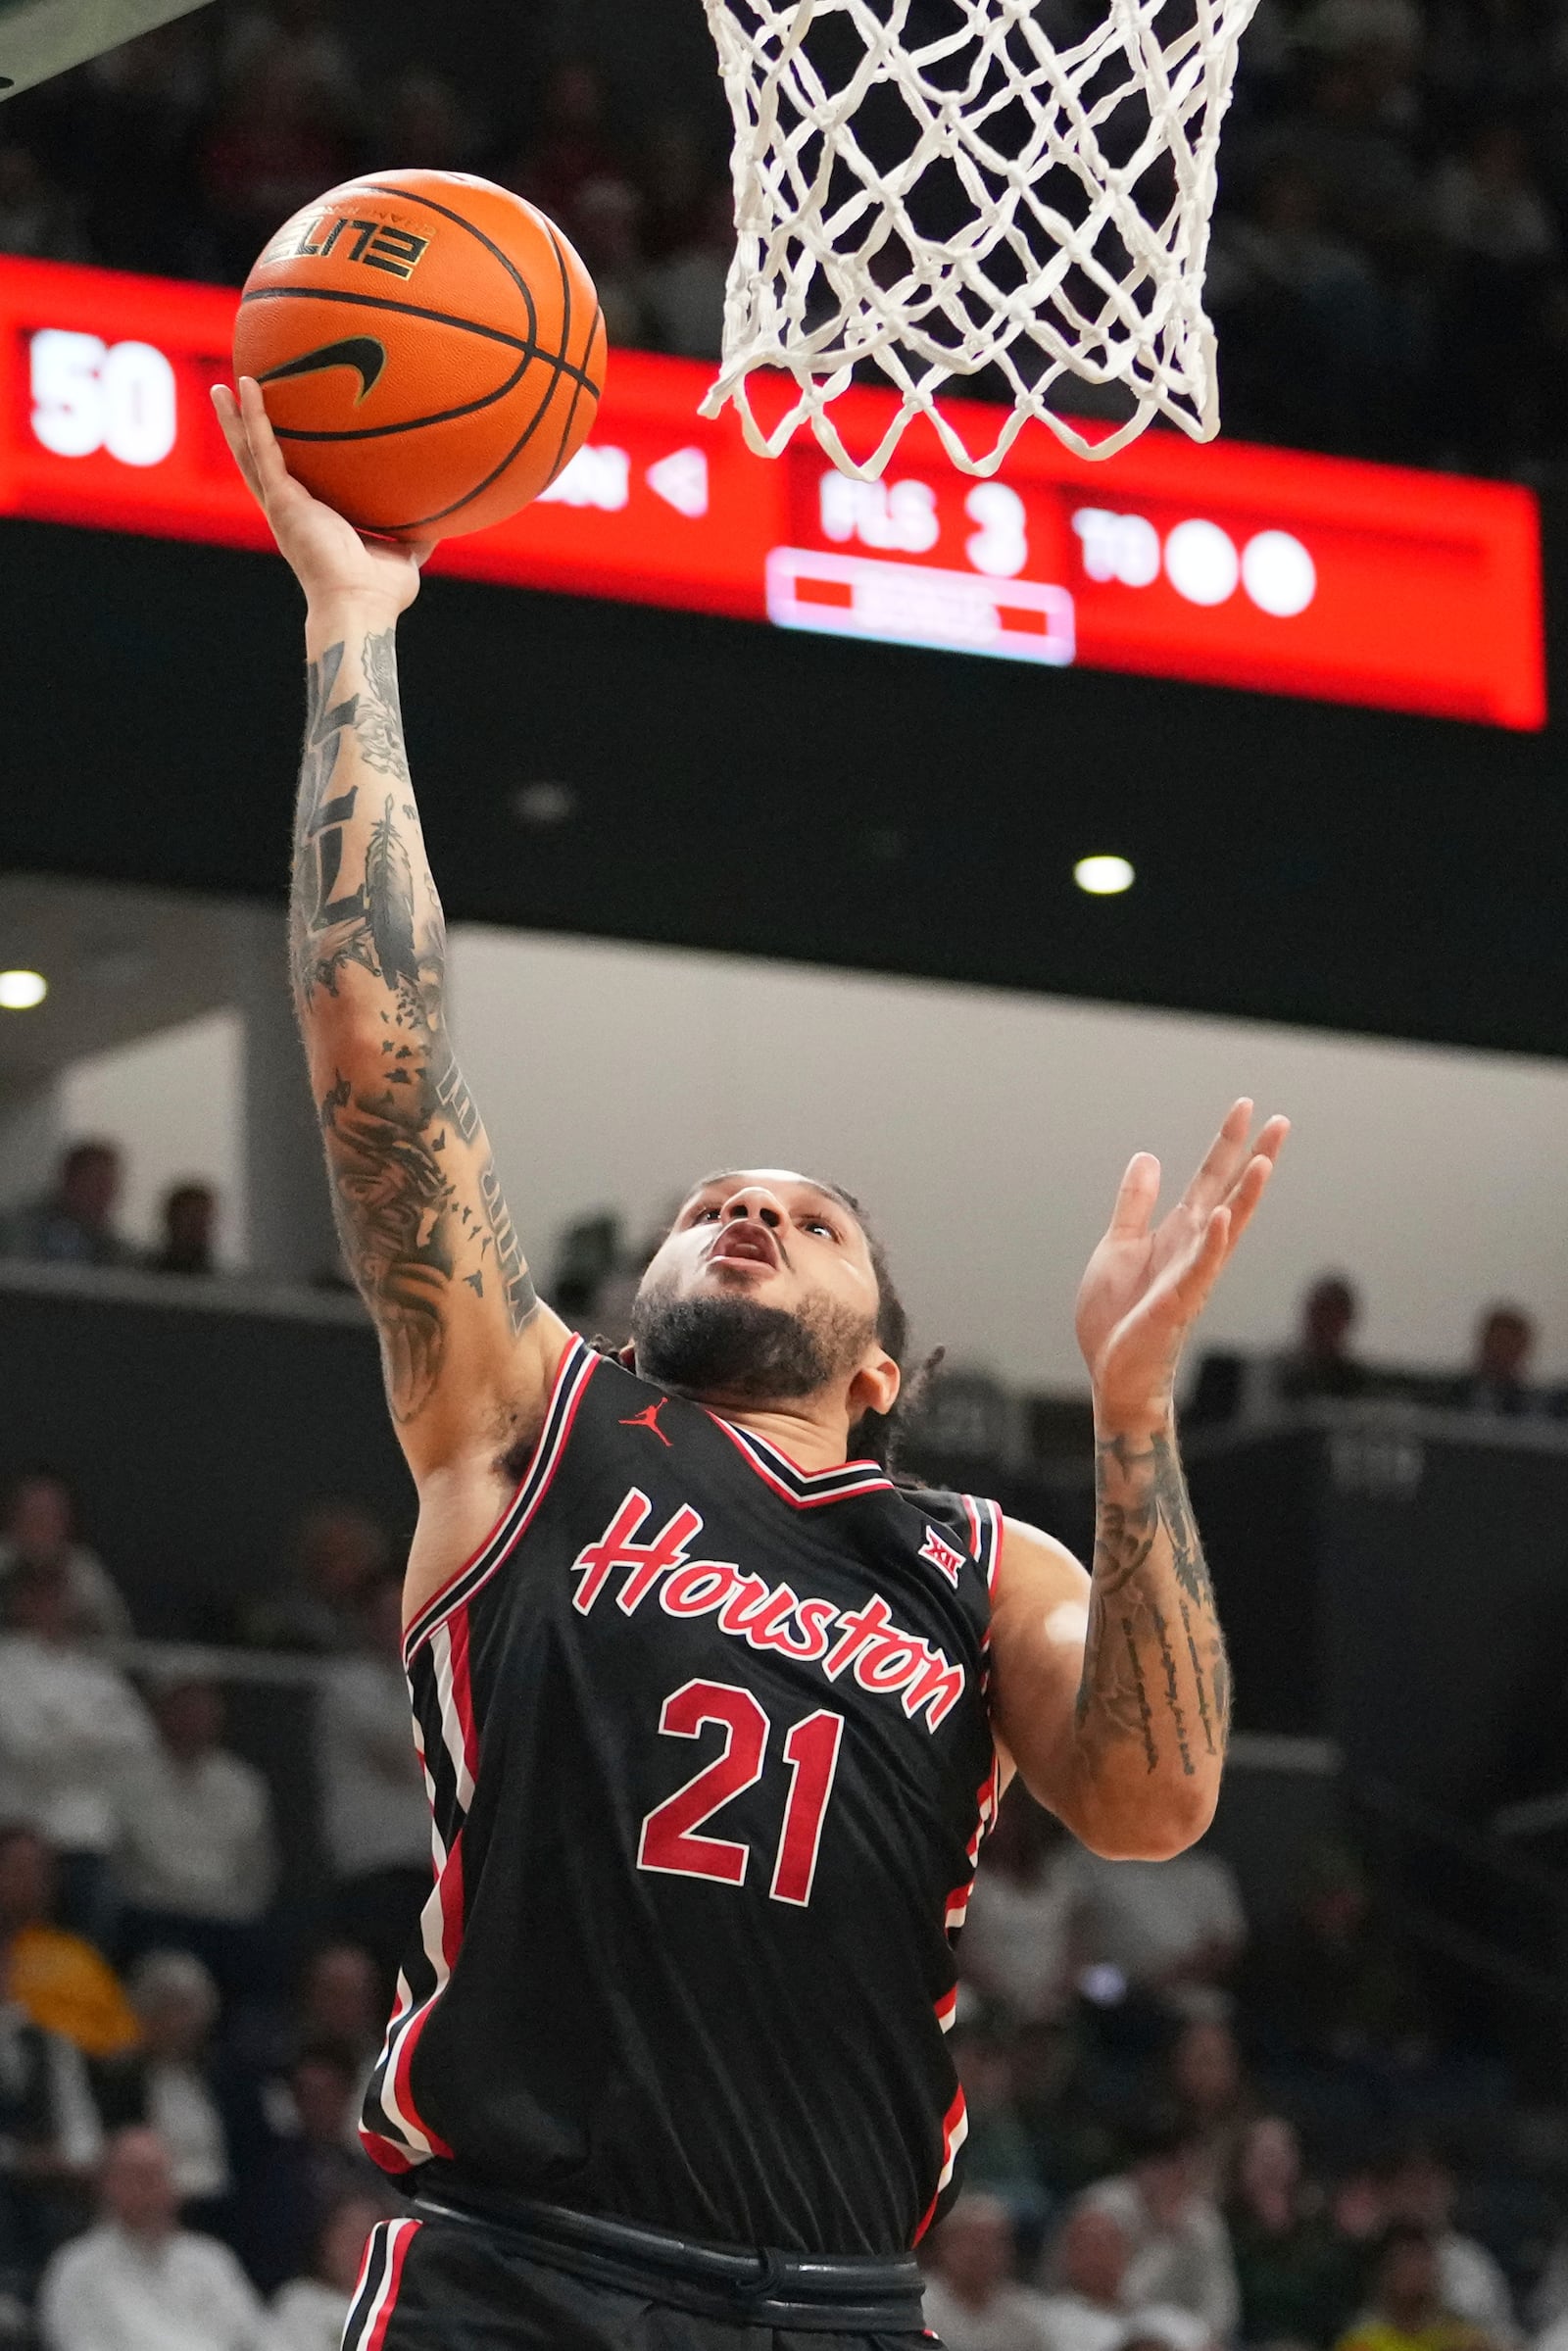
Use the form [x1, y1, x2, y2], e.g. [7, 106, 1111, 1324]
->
[0, 1434, 1564, 2351]
[0, 1464, 446, 2345]
[0, 1143, 220, 1279]
[2, 1142, 1568, 2348]
[0, 0, 1566, 472]
[919, 1773, 1562, 2351]
[0, 8, 736, 364]
[3, 1139, 1560, 1429]
[1188, 1276, 1568, 1425]
[546, 1198, 1567, 1438]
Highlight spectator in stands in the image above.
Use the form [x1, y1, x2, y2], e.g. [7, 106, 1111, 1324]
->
[145, 1184, 220, 1278]
[1228, 2115, 1360, 2347]
[568, 173, 655, 347]
[954, 2028, 1050, 2239]
[1532, 2242, 1568, 2345]
[1010, 2019, 1123, 2203]
[1335, 2221, 1500, 2351]
[1378, 2146, 1517, 2343]
[1334, 2161, 1399, 2266]
[923, 2191, 1057, 2351]
[291, 1944, 381, 2076]
[1207, 163, 1396, 454]
[1445, 1305, 1543, 1417]
[1428, 123, 1561, 470]
[959, 1787, 1080, 2028]
[1056, 1837, 1247, 2021]
[196, 46, 355, 284]
[371, 69, 480, 175]
[0, 141, 88, 261]
[1431, 125, 1556, 273]
[1165, 2018, 1254, 2194]
[1036, 2204, 1131, 2351]
[1190, 1275, 1370, 1424]
[317, 1577, 430, 1983]
[69, 20, 213, 279]
[1035, 2203, 1215, 2351]
[0, 1140, 133, 1269]
[548, 1211, 625, 1326]
[1063, 2111, 1241, 2339]
[0, 1995, 103, 2287]
[1245, 1837, 1435, 2065]
[91, 1953, 239, 2229]
[235, 2044, 380, 2296]
[510, 59, 633, 229]
[1278, 1275, 1373, 1402]
[38, 2124, 263, 2351]
[241, 1502, 388, 1653]
[644, 181, 733, 359]
[1250, 46, 1425, 266]
[639, 118, 719, 263]
[0, 1826, 138, 2059]
[261, 2192, 385, 2351]
[117, 1678, 276, 1991]
[219, 0, 357, 112]
[0, 1565, 154, 1940]
[0, 1470, 131, 1640]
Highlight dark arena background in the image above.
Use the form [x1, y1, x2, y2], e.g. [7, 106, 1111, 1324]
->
[5, 0, 1568, 2345]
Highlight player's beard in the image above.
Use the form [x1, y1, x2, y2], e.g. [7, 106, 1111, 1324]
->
[630, 1283, 876, 1404]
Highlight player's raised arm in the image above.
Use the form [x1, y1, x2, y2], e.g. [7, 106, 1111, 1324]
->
[213, 377, 572, 1483]
[989, 1101, 1289, 1860]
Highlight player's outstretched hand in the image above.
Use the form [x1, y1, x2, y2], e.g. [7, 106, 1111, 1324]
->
[1075, 1098, 1290, 1425]
[211, 376, 430, 621]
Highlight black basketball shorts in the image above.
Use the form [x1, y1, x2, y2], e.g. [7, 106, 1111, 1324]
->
[343, 2206, 941, 2351]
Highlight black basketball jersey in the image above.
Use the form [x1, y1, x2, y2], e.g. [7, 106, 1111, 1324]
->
[361, 1335, 1002, 2256]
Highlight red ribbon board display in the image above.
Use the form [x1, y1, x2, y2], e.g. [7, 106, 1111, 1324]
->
[0, 254, 1546, 729]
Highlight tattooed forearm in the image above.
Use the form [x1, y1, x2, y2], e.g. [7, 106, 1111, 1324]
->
[1077, 1427, 1228, 1787]
[291, 631, 538, 1421]
[424, 1048, 537, 1334]
[292, 641, 368, 1006]
[476, 1156, 538, 1331]
[357, 627, 412, 782]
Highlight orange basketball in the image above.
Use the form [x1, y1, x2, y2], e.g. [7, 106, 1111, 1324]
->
[233, 170, 606, 543]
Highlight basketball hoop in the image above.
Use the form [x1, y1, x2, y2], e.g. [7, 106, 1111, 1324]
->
[699, 0, 1260, 475]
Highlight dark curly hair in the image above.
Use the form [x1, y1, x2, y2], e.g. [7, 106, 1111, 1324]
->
[810, 1181, 942, 1476]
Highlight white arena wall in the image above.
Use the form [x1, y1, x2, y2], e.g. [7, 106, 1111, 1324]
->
[56, 924, 1568, 1391]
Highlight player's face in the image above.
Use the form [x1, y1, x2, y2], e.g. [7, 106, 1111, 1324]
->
[650, 1171, 882, 1330]
[630, 1171, 897, 1413]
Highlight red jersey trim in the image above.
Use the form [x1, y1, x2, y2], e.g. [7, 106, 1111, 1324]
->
[708, 1413, 895, 1507]
[912, 2087, 969, 2244]
[403, 1336, 600, 1665]
[344, 2216, 420, 2349]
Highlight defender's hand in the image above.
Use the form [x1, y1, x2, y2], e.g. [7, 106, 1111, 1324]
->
[1075, 1099, 1289, 1425]
[211, 376, 429, 624]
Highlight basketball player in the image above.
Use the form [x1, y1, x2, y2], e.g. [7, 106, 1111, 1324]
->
[215, 376, 1288, 2351]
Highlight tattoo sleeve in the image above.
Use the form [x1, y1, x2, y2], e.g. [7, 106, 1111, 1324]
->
[1076, 1426, 1230, 1786]
[290, 628, 538, 1423]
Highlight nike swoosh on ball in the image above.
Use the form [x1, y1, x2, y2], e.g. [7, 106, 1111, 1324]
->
[258, 336, 388, 399]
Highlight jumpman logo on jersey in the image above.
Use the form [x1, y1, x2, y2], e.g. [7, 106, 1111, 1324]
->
[620, 1399, 672, 1447]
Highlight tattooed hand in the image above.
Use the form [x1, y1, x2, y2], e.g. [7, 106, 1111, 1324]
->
[212, 376, 429, 626]
[1076, 1100, 1290, 1425]
[988, 1104, 1279, 1842]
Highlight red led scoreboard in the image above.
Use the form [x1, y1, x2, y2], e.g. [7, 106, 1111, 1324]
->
[0, 254, 1546, 728]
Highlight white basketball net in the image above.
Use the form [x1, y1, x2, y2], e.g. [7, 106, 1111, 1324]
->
[699, 0, 1260, 475]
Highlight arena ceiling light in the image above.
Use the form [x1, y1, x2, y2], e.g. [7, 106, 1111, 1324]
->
[0, 969, 47, 1009]
[1074, 857, 1135, 897]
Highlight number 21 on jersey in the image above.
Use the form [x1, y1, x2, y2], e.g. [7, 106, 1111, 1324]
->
[637, 1680, 845, 1908]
